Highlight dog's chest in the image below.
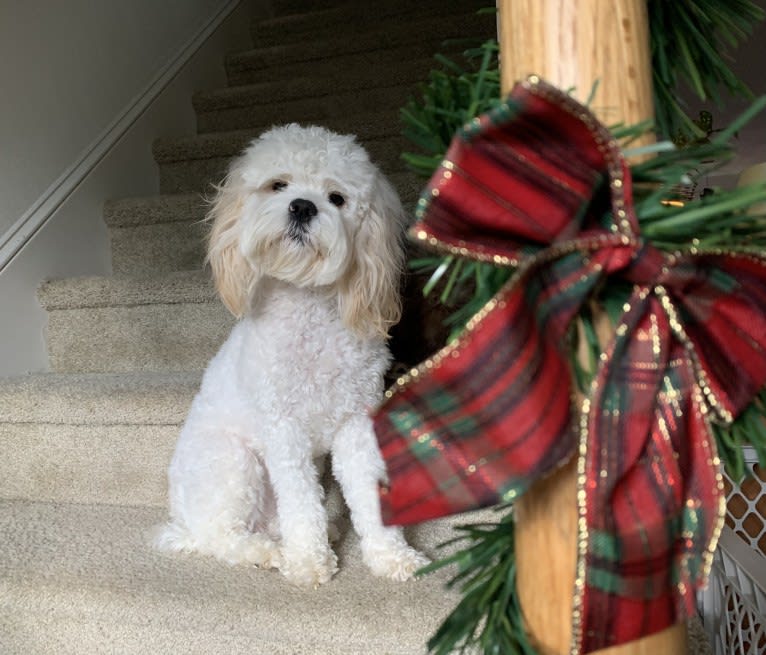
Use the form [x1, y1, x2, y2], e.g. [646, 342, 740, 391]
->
[234, 288, 388, 433]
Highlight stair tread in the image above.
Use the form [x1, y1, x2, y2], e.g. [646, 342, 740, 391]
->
[0, 499, 455, 654]
[225, 50, 454, 88]
[270, 0, 470, 15]
[154, 115, 403, 163]
[228, 51, 440, 86]
[104, 194, 207, 228]
[193, 76, 414, 111]
[227, 36, 460, 73]
[0, 371, 199, 425]
[38, 270, 216, 310]
[252, 2, 486, 38]
[235, 9, 490, 67]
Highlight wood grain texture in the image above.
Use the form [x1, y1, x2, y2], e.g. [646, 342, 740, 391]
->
[498, 0, 654, 148]
[497, 2, 686, 652]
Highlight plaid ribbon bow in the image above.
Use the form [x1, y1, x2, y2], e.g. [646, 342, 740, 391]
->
[373, 78, 766, 652]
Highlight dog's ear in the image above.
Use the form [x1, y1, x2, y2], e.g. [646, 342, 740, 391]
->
[206, 160, 258, 317]
[338, 170, 406, 339]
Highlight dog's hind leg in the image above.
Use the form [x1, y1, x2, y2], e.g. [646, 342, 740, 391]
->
[153, 420, 281, 570]
[331, 414, 429, 581]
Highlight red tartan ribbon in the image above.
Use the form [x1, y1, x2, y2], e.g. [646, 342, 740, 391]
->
[373, 78, 766, 653]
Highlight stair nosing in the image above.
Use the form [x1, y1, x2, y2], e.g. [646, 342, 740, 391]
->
[153, 124, 405, 164]
[251, 2, 484, 32]
[38, 271, 217, 311]
[192, 77, 414, 112]
[104, 194, 209, 228]
[0, 370, 201, 425]
[224, 39, 462, 78]
[225, 34, 455, 69]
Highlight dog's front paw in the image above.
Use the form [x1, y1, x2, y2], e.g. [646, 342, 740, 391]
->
[362, 539, 430, 581]
[236, 533, 283, 569]
[279, 546, 339, 588]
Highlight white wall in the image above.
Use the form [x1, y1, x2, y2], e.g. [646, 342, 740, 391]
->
[0, 0, 230, 236]
[0, 0, 268, 375]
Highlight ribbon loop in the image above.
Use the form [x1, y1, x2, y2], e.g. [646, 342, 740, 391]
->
[413, 80, 637, 265]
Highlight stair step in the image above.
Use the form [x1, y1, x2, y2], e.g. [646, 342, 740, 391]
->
[154, 128, 411, 195]
[195, 81, 413, 134]
[105, 195, 208, 275]
[1, 422, 178, 506]
[156, 112, 403, 163]
[0, 371, 198, 506]
[0, 499, 460, 654]
[229, 54, 436, 98]
[226, 39, 465, 86]
[38, 272, 233, 373]
[112, 221, 208, 275]
[38, 270, 216, 310]
[0, 369, 493, 530]
[104, 194, 207, 228]
[0, 371, 198, 425]
[270, 0, 474, 18]
[241, 10, 491, 66]
[251, 2, 491, 47]
[0, 499, 710, 654]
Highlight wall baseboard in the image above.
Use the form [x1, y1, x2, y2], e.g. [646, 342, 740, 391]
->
[0, 0, 242, 274]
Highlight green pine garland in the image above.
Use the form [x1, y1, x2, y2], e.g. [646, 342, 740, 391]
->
[649, 0, 764, 143]
[419, 510, 534, 655]
[400, 5, 766, 654]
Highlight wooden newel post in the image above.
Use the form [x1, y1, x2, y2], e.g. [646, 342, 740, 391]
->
[496, 1, 687, 653]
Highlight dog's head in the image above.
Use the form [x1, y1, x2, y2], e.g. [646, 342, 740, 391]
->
[206, 124, 406, 339]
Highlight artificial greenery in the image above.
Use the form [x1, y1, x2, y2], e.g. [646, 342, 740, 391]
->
[400, 7, 766, 655]
[420, 510, 533, 655]
[402, 2, 765, 156]
[649, 0, 765, 143]
[401, 38, 501, 178]
[403, 38, 509, 344]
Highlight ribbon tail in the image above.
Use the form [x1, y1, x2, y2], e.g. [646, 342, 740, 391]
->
[575, 292, 724, 653]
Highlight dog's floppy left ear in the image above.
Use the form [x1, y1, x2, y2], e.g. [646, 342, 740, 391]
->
[206, 157, 259, 317]
[338, 170, 406, 339]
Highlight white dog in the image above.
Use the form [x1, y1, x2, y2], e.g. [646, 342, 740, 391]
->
[154, 124, 428, 587]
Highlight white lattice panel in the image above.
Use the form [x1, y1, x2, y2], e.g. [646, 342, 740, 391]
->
[699, 447, 766, 654]
[722, 449, 766, 557]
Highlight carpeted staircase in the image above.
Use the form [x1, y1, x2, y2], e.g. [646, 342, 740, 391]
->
[0, 2, 494, 653]
[0, 2, 713, 653]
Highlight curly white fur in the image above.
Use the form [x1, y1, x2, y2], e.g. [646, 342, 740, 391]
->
[153, 124, 428, 587]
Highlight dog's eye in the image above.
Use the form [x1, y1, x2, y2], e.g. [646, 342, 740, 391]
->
[271, 180, 288, 192]
[328, 192, 345, 207]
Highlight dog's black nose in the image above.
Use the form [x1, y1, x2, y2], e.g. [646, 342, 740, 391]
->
[288, 198, 318, 224]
